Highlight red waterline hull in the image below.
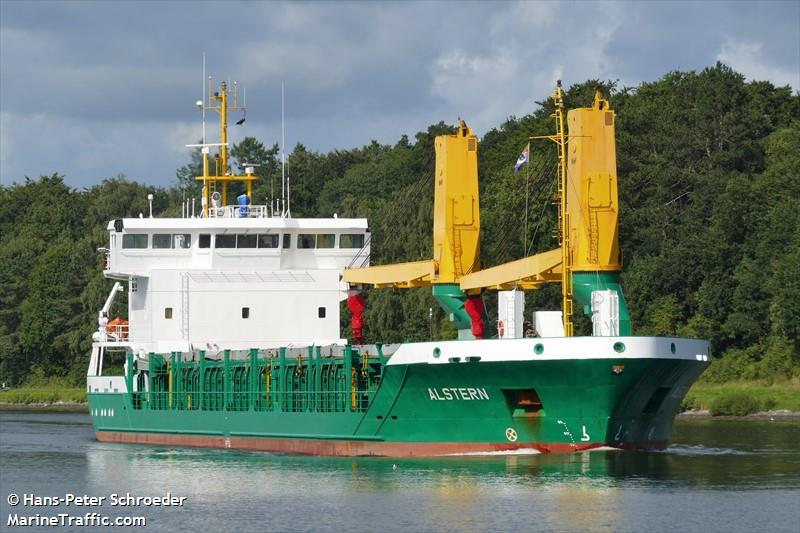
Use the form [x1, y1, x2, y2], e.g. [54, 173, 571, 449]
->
[96, 431, 668, 456]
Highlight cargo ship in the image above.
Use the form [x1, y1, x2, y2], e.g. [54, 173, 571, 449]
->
[87, 78, 710, 456]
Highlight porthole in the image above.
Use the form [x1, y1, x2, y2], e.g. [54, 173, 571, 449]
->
[534, 343, 544, 355]
[670, 342, 676, 354]
[433, 347, 441, 359]
[613, 342, 626, 353]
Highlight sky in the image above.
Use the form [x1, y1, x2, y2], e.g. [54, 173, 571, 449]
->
[1, 0, 798, 189]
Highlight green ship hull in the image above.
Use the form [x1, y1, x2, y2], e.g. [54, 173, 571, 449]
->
[89, 337, 709, 456]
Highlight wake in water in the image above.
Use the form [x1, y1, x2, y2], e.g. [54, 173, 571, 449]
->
[664, 444, 752, 456]
[444, 448, 543, 456]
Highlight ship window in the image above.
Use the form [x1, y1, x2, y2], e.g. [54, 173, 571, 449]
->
[298, 234, 316, 249]
[242, 307, 250, 319]
[122, 234, 148, 249]
[340, 233, 365, 248]
[199, 234, 211, 248]
[175, 234, 191, 248]
[282, 234, 291, 249]
[216, 234, 236, 248]
[153, 234, 173, 249]
[236, 234, 257, 248]
[258, 234, 279, 248]
[317, 234, 335, 248]
[164, 307, 173, 319]
[318, 307, 326, 318]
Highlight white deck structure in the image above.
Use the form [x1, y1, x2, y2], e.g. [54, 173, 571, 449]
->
[95, 214, 370, 358]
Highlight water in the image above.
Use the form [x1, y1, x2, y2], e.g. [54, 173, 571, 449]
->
[1, 412, 798, 532]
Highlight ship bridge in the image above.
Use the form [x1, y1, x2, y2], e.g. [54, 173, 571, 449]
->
[96, 215, 369, 358]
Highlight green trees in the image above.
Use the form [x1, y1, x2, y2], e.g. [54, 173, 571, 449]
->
[0, 64, 797, 386]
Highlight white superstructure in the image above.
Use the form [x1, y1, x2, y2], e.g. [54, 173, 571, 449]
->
[97, 215, 369, 356]
[87, 74, 373, 384]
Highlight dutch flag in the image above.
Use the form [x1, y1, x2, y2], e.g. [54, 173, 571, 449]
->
[514, 143, 530, 173]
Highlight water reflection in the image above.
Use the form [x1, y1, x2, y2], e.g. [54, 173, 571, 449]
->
[2, 413, 799, 532]
[77, 418, 800, 494]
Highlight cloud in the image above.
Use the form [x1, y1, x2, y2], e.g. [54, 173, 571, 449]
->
[428, 1, 625, 133]
[717, 38, 799, 90]
[1, 1, 798, 188]
[0, 111, 192, 187]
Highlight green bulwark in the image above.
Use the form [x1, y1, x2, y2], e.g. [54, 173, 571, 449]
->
[128, 345, 384, 415]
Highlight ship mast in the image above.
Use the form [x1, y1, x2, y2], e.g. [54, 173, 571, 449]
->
[553, 82, 574, 336]
[192, 74, 259, 217]
[541, 82, 574, 336]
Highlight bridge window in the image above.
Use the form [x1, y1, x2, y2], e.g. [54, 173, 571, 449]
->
[236, 234, 257, 248]
[317, 234, 335, 249]
[216, 234, 236, 248]
[282, 234, 291, 249]
[153, 234, 172, 249]
[153, 234, 192, 249]
[258, 234, 279, 248]
[298, 234, 316, 249]
[199, 234, 211, 248]
[122, 234, 148, 249]
[340, 234, 365, 248]
[164, 307, 173, 319]
[174, 234, 191, 248]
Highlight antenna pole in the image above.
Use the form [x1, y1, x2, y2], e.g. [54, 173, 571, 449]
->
[202, 53, 206, 144]
[281, 82, 286, 217]
[287, 156, 291, 217]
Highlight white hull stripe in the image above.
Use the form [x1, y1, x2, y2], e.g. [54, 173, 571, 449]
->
[386, 336, 710, 366]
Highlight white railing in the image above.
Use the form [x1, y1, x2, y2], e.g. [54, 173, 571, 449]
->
[208, 205, 277, 219]
[104, 323, 129, 341]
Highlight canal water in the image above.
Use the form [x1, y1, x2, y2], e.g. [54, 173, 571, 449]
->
[1, 411, 798, 532]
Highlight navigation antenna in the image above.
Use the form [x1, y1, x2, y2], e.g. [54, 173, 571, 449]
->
[189, 57, 259, 217]
[281, 82, 291, 217]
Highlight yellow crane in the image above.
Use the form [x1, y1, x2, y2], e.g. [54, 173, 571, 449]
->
[343, 119, 485, 338]
[344, 83, 631, 338]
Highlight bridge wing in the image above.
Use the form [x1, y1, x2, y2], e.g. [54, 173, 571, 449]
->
[459, 248, 562, 291]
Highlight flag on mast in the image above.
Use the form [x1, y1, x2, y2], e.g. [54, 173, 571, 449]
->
[514, 143, 530, 173]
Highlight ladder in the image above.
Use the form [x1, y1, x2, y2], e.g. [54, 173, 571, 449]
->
[452, 227, 463, 277]
[589, 210, 599, 264]
[180, 272, 190, 340]
[553, 84, 574, 336]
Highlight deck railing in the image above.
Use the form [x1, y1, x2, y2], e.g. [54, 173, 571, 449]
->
[104, 323, 129, 341]
[133, 390, 376, 413]
[208, 205, 275, 219]
[123, 346, 387, 415]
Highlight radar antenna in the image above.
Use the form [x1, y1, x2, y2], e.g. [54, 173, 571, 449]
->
[188, 57, 260, 217]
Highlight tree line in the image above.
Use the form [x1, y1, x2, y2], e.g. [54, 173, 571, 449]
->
[1, 63, 797, 386]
